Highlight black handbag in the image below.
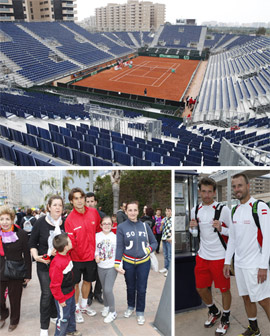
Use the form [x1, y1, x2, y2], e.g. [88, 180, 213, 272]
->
[4, 258, 27, 280]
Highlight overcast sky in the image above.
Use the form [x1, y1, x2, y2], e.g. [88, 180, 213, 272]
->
[76, 0, 270, 24]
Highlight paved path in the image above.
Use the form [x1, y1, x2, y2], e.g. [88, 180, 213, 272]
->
[1, 252, 167, 336]
[175, 275, 270, 336]
[182, 60, 208, 118]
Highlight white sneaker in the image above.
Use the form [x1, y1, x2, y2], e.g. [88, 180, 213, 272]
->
[104, 312, 117, 323]
[75, 309, 84, 323]
[80, 305, 97, 317]
[124, 308, 134, 318]
[164, 271, 168, 277]
[101, 306, 110, 317]
[137, 316, 145, 325]
[40, 329, 48, 336]
[50, 317, 57, 324]
[159, 268, 167, 273]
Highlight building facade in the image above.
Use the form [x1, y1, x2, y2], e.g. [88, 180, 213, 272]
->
[0, 0, 77, 22]
[0, 171, 21, 208]
[95, 0, 165, 32]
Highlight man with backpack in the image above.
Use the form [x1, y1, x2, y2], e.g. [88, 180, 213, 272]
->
[189, 177, 232, 336]
[20, 208, 36, 238]
[224, 173, 270, 336]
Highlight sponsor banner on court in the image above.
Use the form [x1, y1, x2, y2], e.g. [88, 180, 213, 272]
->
[160, 54, 179, 59]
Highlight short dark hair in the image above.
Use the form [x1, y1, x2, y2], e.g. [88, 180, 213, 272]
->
[146, 207, 154, 217]
[86, 192, 96, 201]
[68, 188, 85, 202]
[198, 177, 217, 191]
[166, 206, 172, 210]
[26, 208, 32, 216]
[120, 201, 126, 207]
[232, 173, 249, 184]
[126, 201, 139, 209]
[53, 233, 68, 252]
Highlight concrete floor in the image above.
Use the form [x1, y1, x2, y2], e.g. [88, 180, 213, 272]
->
[1, 251, 168, 336]
[175, 275, 270, 336]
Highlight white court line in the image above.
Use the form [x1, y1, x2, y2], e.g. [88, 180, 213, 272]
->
[109, 61, 181, 87]
[151, 63, 177, 86]
[110, 61, 152, 81]
[156, 64, 181, 87]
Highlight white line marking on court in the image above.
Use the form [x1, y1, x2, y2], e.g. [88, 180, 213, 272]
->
[110, 61, 151, 81]
[108, 60, 181, 87]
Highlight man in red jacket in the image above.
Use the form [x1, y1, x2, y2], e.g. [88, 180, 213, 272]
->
[65, 188, 101, 324]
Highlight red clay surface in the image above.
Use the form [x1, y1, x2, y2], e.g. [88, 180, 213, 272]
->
[74, 56, 199, 101]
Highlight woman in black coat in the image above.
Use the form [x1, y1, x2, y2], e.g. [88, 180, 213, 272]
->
[0, 206, 32, 332]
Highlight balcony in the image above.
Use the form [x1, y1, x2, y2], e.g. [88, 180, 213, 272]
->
[0, 7, 13, 13]
[0, 0, 13, 4]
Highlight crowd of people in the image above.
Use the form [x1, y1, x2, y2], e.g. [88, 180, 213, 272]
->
[0, 189, 172, 336]
[189, 174, 270, 336]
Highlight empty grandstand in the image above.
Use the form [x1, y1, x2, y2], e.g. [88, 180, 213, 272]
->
[0, 20, 269, 166]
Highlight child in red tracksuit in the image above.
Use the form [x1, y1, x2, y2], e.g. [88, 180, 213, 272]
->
[49, 233, 82, 336]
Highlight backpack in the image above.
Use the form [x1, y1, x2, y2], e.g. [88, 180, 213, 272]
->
[23, 216, 34, 233]
[195, 203, 228, 250]
[231, 199, 269, 248]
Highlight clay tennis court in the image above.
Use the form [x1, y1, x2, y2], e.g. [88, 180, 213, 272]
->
[74, 56, 199, 101]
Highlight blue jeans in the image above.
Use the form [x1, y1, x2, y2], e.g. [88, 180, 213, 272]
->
[123, 260, 150, 315]
[162, 240, 171, 270]
[37, 269, 57, 329]
[54, 295, 76, 336]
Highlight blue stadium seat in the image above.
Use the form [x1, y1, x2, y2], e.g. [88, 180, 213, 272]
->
[72, 150, 92, 166]
[37, 138, 55, 156]
[133, 156, 152, 166]
[163, 156, 181, 166]
[79, 141, 96, 155]
[54, 144, 73, 163]
[114, 150, 131, 165]
[96, 145, 112, 161]
[127, 145, 143, 159]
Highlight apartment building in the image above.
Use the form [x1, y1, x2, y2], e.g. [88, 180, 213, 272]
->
[95, 0, 165, 32]
[0, 0, 77, 22]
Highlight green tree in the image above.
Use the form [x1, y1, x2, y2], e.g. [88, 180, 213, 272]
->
[92, 170, 171, 217]
[40, 175, 74, 204]
[40, 177, 60, 203]
[94, 175, 113, 215]
[256, 27, 266, 35]
[67, 170, 95, 191]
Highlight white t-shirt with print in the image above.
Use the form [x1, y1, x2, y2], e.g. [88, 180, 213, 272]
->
[95, 231, 116, 269]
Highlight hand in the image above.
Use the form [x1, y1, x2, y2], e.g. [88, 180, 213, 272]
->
[223, 264, 231, 279]
[95, 256, 100, 264]
[23, 279, 31, 284]
[36, 255, 50, 265]
[258, 268, 267, 284]
[60, 301, 66, 307]
[116, 267, 125, 275]
[189, 219, 198, 228]
[212, 220, 221, 232]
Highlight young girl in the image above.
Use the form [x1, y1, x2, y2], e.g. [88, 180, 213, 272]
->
[95, 216, 124, 323]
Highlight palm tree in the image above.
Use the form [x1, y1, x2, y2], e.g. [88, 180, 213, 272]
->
[110, 170, 121, 214]
[62, 176, 74, 202]
[67, 170, 95, 192]
[40, 175, 74, 204]
[40, 177, 60, 203]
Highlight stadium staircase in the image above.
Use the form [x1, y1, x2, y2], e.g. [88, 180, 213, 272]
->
[151, 25, 164, 47]
[128, 32, 140, 48]
[197, 26, 207, 51]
